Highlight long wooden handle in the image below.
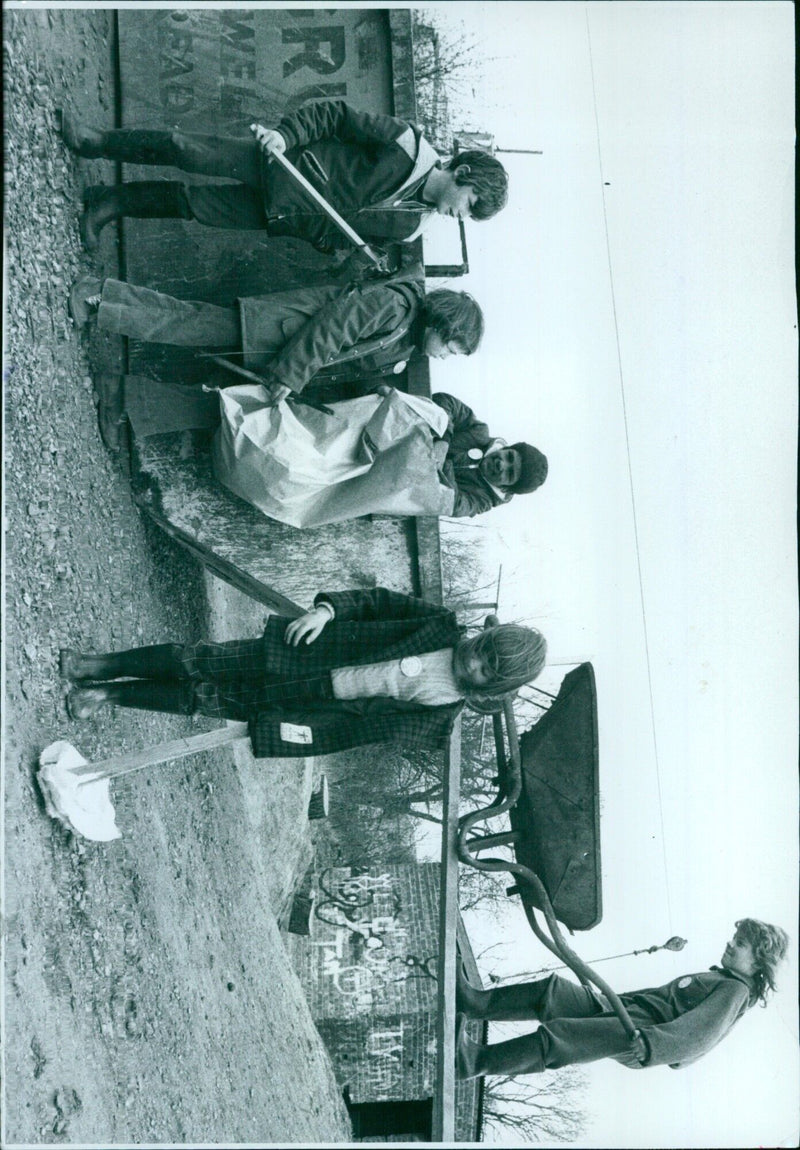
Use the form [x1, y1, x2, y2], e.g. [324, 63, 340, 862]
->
[259, 135, 383, 267]
[76, 723, 249, 786]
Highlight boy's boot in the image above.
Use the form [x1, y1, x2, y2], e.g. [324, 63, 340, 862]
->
[60, 644, 186, 683]
[66, 685, 112, 720]
[59, 111, 180, 166]
[457, 964, 545, 1022]
[455, 1014, 545, 1080]
[80, 182, 192, 251]
[66, 681, 194, 720]
[104, 680, 195, 715]
[68, 275, 104, 327]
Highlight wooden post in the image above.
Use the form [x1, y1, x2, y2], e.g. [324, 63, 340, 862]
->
[307, 775, 330, 821]
[431, 715, 462, 1142]
[76, 723, 249, 785]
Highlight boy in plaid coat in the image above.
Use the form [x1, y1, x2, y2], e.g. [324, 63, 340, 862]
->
[61, 588, 547, 758]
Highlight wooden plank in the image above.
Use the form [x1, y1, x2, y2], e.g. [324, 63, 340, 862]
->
[431, 715, 462, 1142]
[138, 502, 306, 617]
[77, 722, 250, 783]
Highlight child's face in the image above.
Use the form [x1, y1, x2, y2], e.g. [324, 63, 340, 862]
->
[479, 447, 522, 489]
[423, 330, 464, 360]
[433, 168, 478, 220]
[720, 930, 757, 978]
[453, 638, 493, 690]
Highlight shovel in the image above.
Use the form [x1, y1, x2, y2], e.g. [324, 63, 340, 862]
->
[37, 723, 248, 842]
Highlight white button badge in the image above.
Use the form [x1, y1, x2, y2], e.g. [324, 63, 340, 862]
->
[399, 656, 422, 678]
[392, 360, 408, 374]
[678, 976, 692, 989]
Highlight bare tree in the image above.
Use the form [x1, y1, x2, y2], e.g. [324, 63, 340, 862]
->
[411, 10, 493, 149]
[482, 1066, 590, 1143]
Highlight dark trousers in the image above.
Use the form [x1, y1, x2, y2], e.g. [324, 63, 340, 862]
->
[129, 129, 269, 229]
[499, 975, 647, 1071]
[98, 639, 334, 721]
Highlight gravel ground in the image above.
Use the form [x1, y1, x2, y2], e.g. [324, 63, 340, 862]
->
[3, 8, 352, 1144]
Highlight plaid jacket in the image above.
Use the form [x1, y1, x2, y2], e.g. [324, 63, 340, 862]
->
[249, 587, 465, 758]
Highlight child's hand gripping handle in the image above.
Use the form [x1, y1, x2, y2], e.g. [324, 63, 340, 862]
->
[250, 123, 384, 270]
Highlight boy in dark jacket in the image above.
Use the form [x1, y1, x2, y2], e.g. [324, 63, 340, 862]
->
[60, 588, 547, 759]
[59, 100, 509, 252]
[455, 918, 788, 1077]
[432, 392, 548, 518]
[69, 267, 484, 419]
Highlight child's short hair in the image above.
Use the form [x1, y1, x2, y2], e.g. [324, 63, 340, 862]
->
[446, 150, 509, 220]
[423, 289, 484, 355]
[734, 918, 789, 1006]
[463, 623, 547, 700]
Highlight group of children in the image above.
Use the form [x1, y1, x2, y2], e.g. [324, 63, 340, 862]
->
[58, 100, 787, 1083]
[64, 101, 547, 525]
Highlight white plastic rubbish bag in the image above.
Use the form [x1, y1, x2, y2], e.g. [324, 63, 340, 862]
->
[38, 741, 122, 842]
[212, 386, 456, 528]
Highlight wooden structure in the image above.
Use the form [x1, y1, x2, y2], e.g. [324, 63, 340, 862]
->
[117, 8, 446, 608]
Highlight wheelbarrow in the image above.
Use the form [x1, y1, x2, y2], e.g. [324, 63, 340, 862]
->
[456, 617, 640, 1044]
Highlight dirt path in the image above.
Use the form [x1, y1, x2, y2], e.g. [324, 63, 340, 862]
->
[3, 8, 351, 1143]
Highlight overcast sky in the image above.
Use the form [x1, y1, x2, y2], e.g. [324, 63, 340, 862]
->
[421, 3, 796, 1146]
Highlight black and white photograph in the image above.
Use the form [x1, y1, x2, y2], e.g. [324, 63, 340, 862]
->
[2, 2, 797, 1146]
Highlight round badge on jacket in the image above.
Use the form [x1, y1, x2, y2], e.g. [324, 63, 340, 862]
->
[677, 976, 692, 988]
[399, 656, 422, 678]
[393, 360, 408, 374]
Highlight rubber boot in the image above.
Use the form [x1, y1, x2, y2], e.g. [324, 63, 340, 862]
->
[457, 964, 546, 1022]
[57, 109, 104, 156]
[80, 181, 192, 251]
[473, 981, 549, 1023]
[60, 643, 187, 682]
[60, 115, 182, 164]
[66, 685, 112, 721]
[456, 1021, 545, 1080]
[105, 680, 195, 715]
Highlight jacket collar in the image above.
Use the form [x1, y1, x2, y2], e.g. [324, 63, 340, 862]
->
[709, 964, 757, 996]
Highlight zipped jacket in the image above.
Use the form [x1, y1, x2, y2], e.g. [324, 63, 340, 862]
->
[238, 263, 426, 390]
[432, 392, 512, 518]
[262, 100, 441, 252]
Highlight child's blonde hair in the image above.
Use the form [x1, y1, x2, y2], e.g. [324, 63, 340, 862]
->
[734, 918, 790, 1006]
[459, 624, 546, 701]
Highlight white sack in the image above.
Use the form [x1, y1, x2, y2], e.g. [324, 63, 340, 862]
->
[212, 386, 455, 528]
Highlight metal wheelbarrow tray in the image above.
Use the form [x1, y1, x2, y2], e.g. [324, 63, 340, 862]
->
[458, 655, 639, 1049]
[460, 662, 601, 933]
[508, 662, 601, 931]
